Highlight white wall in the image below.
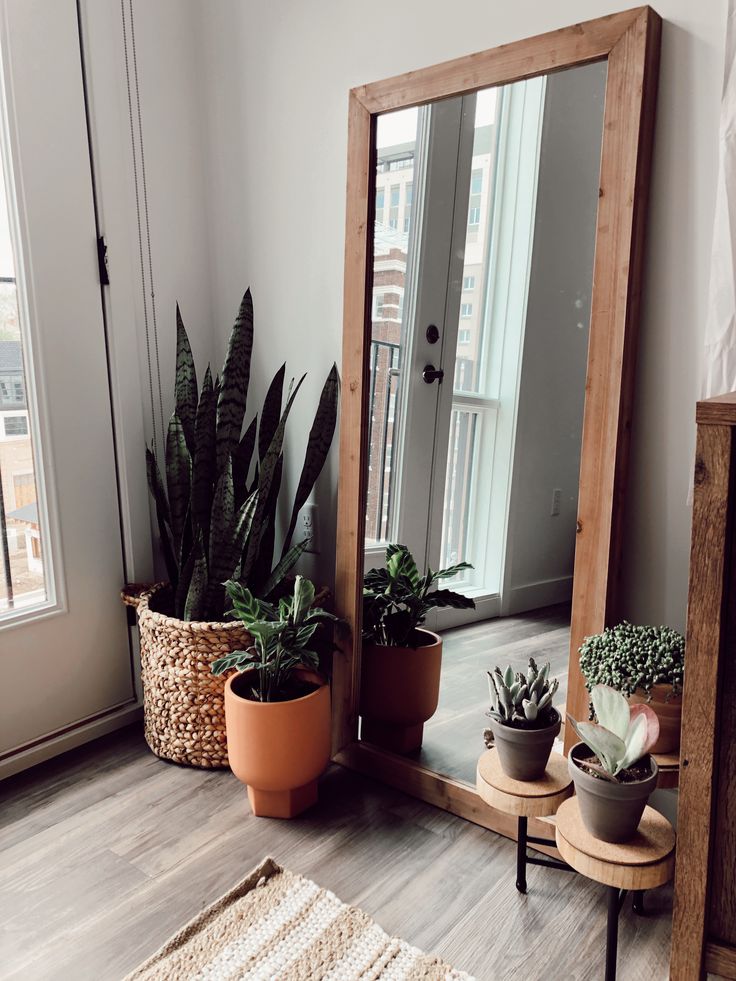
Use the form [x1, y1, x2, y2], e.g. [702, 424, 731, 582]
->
[504, 62, 606, 612]
[197, 0, 726, 632]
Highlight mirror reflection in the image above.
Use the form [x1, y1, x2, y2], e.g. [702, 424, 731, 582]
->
[360, 62, 608, 784]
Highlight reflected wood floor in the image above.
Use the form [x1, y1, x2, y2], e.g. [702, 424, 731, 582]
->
[0, 725, 674, 980]
[420, 605, 572, 784]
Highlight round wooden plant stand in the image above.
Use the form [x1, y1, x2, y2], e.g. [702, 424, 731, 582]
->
[476, 749, 574, 893]
[555, 797, 676, 981]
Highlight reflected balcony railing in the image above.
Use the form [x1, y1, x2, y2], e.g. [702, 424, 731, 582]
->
[366, 338, 401, 544]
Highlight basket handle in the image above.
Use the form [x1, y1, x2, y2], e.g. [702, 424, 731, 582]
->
[121, 582, 162, 609]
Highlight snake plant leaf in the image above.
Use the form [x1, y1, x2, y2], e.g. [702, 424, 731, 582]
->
[259, 364, 285, 462]
[175, 304, 198, 449]
[261, 536, 312, 598]
[241, 374, 306, 582]
[249, 455, 282, 592]
[233, 415, 258, 506]
[146, 445, 170, 527]
[165, 413, 191, 553]
[208, 488, 260, 614]
[209, 457, 235, 574]
[281, 363, 339, 554]
[175, 534, 197, 620]
[184, 535, 208, 621]
[191, 366, 216, 538]
[216, 289, 254, 474]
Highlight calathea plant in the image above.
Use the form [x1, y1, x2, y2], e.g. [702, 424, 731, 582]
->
[211, 576, 338, 702]
[146, 289, 338, 621]
[362, 544, 475, 648]
[568, 684, 660, 781]
[487, 658, 559, 727]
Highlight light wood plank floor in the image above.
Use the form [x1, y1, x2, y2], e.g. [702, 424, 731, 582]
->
[0, 725, 673, 980]
[420, 606, 571, 784]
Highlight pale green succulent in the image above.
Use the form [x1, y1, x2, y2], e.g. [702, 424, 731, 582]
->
[487, 657, 559, 726]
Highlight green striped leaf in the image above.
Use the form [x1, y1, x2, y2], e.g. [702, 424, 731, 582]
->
[146, 445, 170, 527]
[209, 457, 235, 574]
[259, 364, 285, 462]
[233, 415, 257, 506]
[249, 455, 282, 592]
[425, 588, 475, 610]
[282, 362, 339, 554]
[184, 536, 208, 621]
[215, 289, 254, 474]
[207, 488, 259, 617]
[241, 375, 305, 582]
[175, 304, 198, 449]
[261, 536, 312, 598]
[165, 413, 191, 554]
[191, 365, 216, 539]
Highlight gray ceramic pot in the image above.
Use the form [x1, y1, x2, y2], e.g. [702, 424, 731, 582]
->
[488, 710, 561, 781]
[569, 742, 659, 843]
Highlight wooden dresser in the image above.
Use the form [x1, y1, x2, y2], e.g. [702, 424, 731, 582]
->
[671, 393, 736, 979]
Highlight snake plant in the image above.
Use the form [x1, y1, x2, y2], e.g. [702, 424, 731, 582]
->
[146, 289, 338, 621]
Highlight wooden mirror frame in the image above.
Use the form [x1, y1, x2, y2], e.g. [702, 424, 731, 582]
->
[332, 6, 661, 834]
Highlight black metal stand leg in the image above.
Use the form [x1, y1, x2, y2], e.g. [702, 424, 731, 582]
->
[632, 890, 645, 915]
[516, 816, 527, 894]
[605, 886, 620, 981]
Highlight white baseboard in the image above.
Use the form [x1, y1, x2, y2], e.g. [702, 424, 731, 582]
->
[503, 576, 573, 616]
[0, 701, 143, 780]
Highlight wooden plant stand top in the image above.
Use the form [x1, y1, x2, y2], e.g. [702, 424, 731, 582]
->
[477, 749, 574, 894]
[556, 797, 676, 981]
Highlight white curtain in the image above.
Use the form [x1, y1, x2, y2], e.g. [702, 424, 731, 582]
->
[703, 1, 736, 399]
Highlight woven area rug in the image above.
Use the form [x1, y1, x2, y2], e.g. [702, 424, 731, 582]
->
[126, 857, 474, 980]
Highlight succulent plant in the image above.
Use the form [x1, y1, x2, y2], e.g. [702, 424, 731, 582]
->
[487, 657, 559, 726]
[362, 544, 475, 648]
[211, 576, 338, 702]
[568, 684, 660, 781]
[579, 622, 684, 700]
[146, 289, 338, 621]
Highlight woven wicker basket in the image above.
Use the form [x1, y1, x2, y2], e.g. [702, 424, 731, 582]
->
[123, 583, 252, 768]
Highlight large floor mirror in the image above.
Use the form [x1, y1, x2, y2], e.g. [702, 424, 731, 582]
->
[334, 7, 661, 831]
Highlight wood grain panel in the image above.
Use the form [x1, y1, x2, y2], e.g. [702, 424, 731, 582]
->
[333, 91, 374, 755]
[705, 941, 736, 979]
[353, 8, 643, 113]
[671, 421, 735, 981]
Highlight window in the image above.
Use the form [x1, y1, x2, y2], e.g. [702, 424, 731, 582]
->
[468, 169, 483, 228]
[389, 185, 400, 229]
[373, 292, 385, 319]
[375, 187, 384, 223]
[403, 182, 413, 233]
[458, 329, 471, 344]
[460, 303, 473, 318]
[463, 275, 475, 291]
[387, 156, 413, 171]
[4, 415, 28, 436]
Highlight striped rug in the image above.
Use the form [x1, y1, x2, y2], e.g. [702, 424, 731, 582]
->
[126, 857, 473, 981]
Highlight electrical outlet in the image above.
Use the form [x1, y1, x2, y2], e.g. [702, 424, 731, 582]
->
[550, 488, 562, 517]
[300, 503, 319, 553]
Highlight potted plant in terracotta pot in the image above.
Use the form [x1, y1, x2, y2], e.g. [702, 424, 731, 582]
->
[568, 684, 660, 843]
[579, 622, 684, 754]
[485, 658, 560, 780]
[123, 289, 338, 769]
[211, 576, 337, 818]
[360, 544, 475, 754]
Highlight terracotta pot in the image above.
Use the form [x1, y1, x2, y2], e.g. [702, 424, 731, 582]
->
[569, 742, 659, 843]
[488, 709, 561, 781]
[360, 629, 442, 754]
[224, 669, 331, 818]
[627, 684, 682, 754]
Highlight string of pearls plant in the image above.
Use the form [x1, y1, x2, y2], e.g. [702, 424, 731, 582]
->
[578, 621, 684, 703]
